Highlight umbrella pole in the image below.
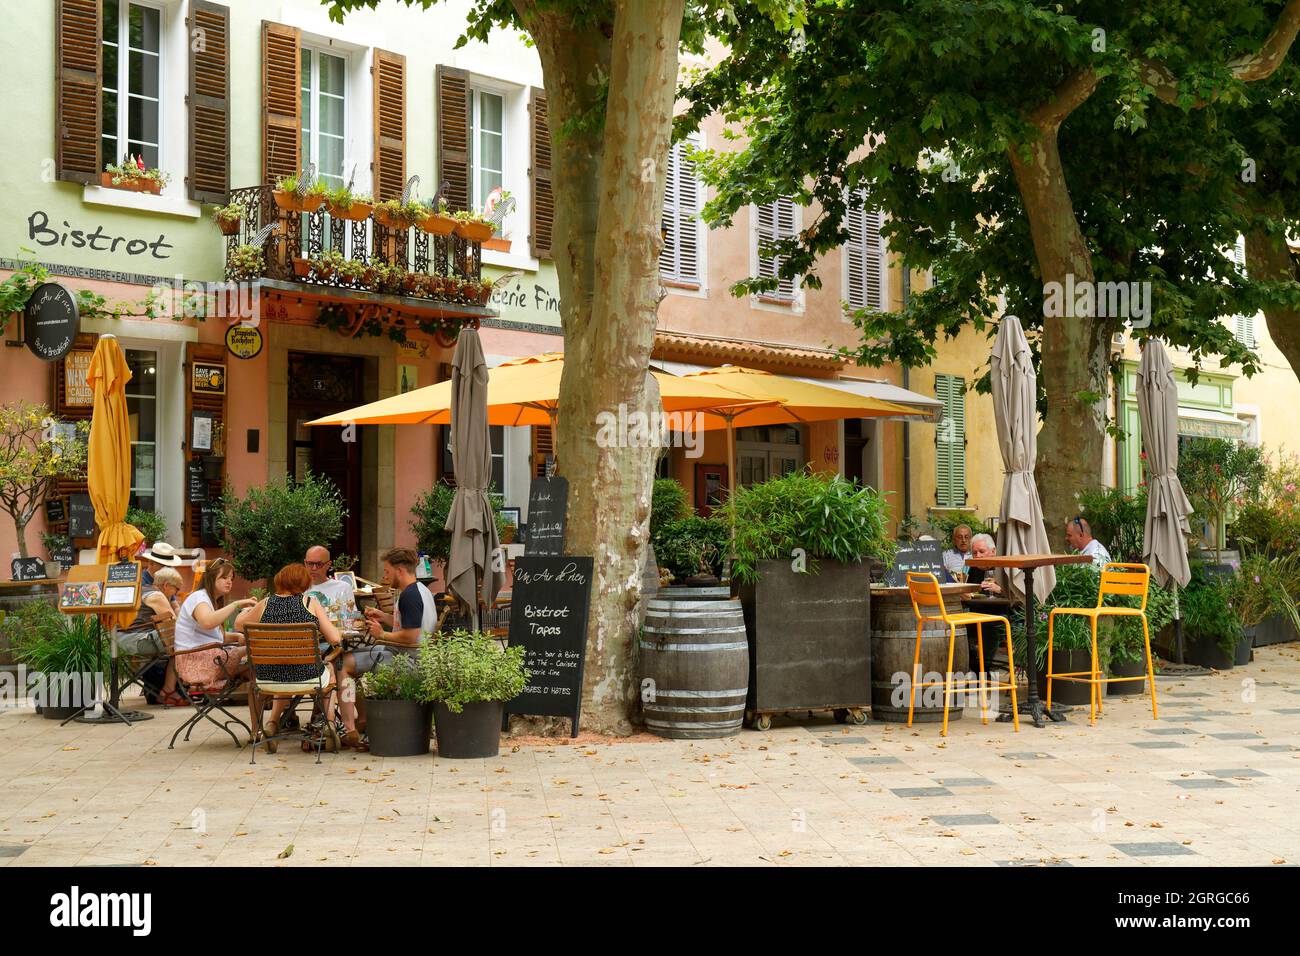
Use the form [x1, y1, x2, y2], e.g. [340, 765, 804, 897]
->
[1173, 584, 1184, 665]
[726, 415, 737, 543]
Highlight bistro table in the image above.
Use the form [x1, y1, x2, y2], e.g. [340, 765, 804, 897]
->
[965, 553, 1092, 728]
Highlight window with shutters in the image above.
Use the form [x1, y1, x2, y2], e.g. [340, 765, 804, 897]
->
[844, 191, 887, 313]
[301, 48, 347, 189]
[660, 135, 703, 287]
[470, 88, 505, 211]
[934, 374, 967, 508]
[753, 197, 799, 304]
[1229, 239, 1258, 350]
[101, 0, 162, 170]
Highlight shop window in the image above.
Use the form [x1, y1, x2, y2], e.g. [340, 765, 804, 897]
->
[660, 135, 702, 286]
[935, 373, 967, 508]
[101, 0, 162, 170]
[125, 348, 158, 512]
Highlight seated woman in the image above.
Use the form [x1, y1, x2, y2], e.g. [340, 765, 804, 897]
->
[174, 557, 258, 729]
[118, 566, 186, 706]
[235, 563, 341, 752]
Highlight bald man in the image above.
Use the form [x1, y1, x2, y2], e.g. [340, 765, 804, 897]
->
[304, 545, 358, 624]
[1066, 517, 1112, 568]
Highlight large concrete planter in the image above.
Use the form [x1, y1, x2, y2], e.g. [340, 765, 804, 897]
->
[1254, 613, 1298, 647]
[736, 559, 871, 728]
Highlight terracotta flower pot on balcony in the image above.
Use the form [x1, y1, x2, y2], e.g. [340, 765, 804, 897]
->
[482, 236, 511, 253]
[375, 208, 415, 230]
[418, 212, 458, 236]
[292, 257, 311, 278]
[313, 263, 334, 281]
[273, 189, 325, 214]
[100, 172, 161, 195]
[454, 221, 494, 243]
[328, 200, 374, 222]
[215, 216, 242, 236]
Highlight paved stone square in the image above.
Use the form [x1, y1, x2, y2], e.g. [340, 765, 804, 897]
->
[1, 644, 1298, 867]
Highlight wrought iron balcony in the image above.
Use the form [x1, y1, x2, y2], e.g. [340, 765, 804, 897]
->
[220, 185, 491, 310]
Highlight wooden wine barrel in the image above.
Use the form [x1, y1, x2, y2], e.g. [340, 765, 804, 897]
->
[640, 595, 749, 739]
[656, 585, 730, 601]
[870, 589, 970, 723]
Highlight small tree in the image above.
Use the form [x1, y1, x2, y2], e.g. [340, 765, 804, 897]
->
[1178, 438, 1268, 565]
[0, 402, 88, 558]
[217, 471, 346, 586]
[410, 481, 508, 570]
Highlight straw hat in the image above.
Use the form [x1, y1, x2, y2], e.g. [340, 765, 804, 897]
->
[140, 542, 186, 567]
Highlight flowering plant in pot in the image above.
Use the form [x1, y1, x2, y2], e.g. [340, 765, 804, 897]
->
[103, 156, 169, 194]
[227, 244, 265, 280]
[418, 630, 528, 758]
[360, 654, 433, 757]
[273, 174, 327, 213]
[211, 201, 245, 236]
[374, 198, 424, 230]
[417, 198, 457, 235]
[325, 184, 374, 221]
[452, 209, 495, 243]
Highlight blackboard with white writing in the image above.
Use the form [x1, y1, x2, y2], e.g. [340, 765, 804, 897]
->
[11, 558, 48, 582]
[45, 497, 67, 525]
[23, 282, 79, 362]
[884, 540, 949, 587]
[504, 555, 593, 736]
[524, 477, 568, 556]
[188, 461, 208, 503]
[68, 494, 95, 539]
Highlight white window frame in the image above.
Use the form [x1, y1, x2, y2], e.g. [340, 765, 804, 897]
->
[661, 132, 707, 294]
[750, 197, 803, 312]
[123, 347, 159, 510]
[843, 189, 888, 316]
[470, 86, 507, 213]
[102, 0, 165, 172]
[301, 45, 350, 189]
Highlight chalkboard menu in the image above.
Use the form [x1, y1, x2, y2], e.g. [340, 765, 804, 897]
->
[525, 477, 568, 556]
[188, 461, 209, 503]
[884, 540, 949, 587]
[11, 557, 48, 582]
[200, 504, 220, 545]
[46, 535, 74, 572]
[504, 555, 593, 736]
[23, 282, 79, 362]
[45, 497, 67, 525]
[68, 494, 95, 539]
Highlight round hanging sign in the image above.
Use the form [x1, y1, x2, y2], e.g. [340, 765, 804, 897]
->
[225, 322, 264, 360]
[23, 282, 80, 362]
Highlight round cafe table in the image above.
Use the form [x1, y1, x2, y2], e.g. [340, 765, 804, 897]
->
[965, 553, 1091, 728]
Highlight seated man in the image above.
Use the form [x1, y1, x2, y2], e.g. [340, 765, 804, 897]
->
[942, 524, 974, 579]
[334, 548, 436, 750]
[966, 532, 1005, 596]
[304, 544, 358, 626]
[1066, 516, 1113, 568]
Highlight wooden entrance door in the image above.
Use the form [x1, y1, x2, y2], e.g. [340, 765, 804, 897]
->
[287, 353, 365, 560]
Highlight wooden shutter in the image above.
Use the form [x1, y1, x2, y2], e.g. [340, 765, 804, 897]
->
[261, 21, 301, 186]
[529, 87, 553, 259]
[532, 424, 554, 478]
[50, 334, 100, 542]
[1235, 314, 1258, 350]
[845, 191, 885, 312]
[371, 49, 406, 201]
[934, 374, 967, 508]
[55, 0, 101, 184]
[660, 136, 700, 284]
[756, 198, 796, 301]
[188, 0, 230, 203]
[184, 343, 227, 548]
[436, 65, 471, 212]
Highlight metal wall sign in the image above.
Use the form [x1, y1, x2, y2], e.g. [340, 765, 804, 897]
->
[225, 323, 263, 359]
[23, 282, 80, 361]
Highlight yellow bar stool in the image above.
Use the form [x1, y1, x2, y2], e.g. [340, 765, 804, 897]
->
[905, 572, 1019, 736]
[1046, 562, 1159, 725]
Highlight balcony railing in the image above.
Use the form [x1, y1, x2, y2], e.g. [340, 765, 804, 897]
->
[221, 185, 488, 308]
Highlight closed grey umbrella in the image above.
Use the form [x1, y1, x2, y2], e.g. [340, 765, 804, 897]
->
[1138, 340, 1194, 661]
[991, 315, 1055, 602]
[444, 328, 504, 628]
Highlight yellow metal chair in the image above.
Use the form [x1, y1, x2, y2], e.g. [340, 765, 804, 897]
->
[1046, 563, 1159, 725]
[905, 572, 1019, 736]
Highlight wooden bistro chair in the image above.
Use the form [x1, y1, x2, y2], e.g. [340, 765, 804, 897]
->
[1047, 563, 1158, 726]
[168, 636, 251, 750]
[905, 572, 1020, 736]
[243, 622, 341, 764]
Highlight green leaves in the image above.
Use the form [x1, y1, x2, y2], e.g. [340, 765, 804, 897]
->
[418, 629, 529, 712]
[216, 471, 346, 586]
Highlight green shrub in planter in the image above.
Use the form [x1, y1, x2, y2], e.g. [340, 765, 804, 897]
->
[361, 654, 432, 757]
[126, 506, 168, 546]
[361, 653, 428, 702]
[418, 630, 527, 713]
[217, 471, 346, 586]
[650, 478, 688, 538]
[926, 510, 990, 541]
[1074, 486, 1148, 564]
[410, 482, 509, 568]
[3, 602, 102, 715]
[718, 470, 895, 584]
[652, 514, 729, 582]
[1182, 572, 1242, 661]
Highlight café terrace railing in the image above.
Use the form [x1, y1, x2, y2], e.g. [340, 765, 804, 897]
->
[222, 185, 486, 305]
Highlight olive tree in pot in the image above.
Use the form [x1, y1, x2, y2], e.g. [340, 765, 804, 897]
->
[2, 602, 102, 719]
[718, 471, 895, 724]
[418, 630, 528, 758]
[217, 471, 345, 589]
[411, 482, 511, 582]
[359, 654, 433, 757]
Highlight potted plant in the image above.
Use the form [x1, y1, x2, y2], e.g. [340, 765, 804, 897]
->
[1178, 437, 1267, 566]
[211, 201, 245, 236]
[376, 263, 405, 294]
[102, 156, 169, 194]
[1230, 451, 1300, 645]
[337, 257, 368, 287]
[1015, 563, 1108, 705]
[1181, 570, 1244, 670]
[273, 174, 327, 213]
[0, 403, 88, 559]
[125, 506, 168, 548]
[292, 255, 312, 278]
[452, 209, 495, 243]
[374, 198, 424, 230]
[3, 602, 102, 719]
[419, 630, 528, 758]
[652, 514, 729, 586]
[720, 470, 894, 723]
[216, 471, 345, 589]
[227, 244, 265, 280]
[325, 184, 374, 221]
[410, 482, 511, 574]
[417, 198, 457, 235]
[360, 654, 433, 757]
[40, 532, 73, 579]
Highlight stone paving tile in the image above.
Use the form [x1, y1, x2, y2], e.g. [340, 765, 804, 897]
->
[1130, 741, 1187, 749]
[890, 787, 954, 798]
[1112, 841, 1198, 858]
[846, 755, 903, 766]
[931, 813, 1000, 826]
[1210, 732, 1262, 740]
[1169, 778, 1238, 790]
[1206, 768, 1268, 779]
